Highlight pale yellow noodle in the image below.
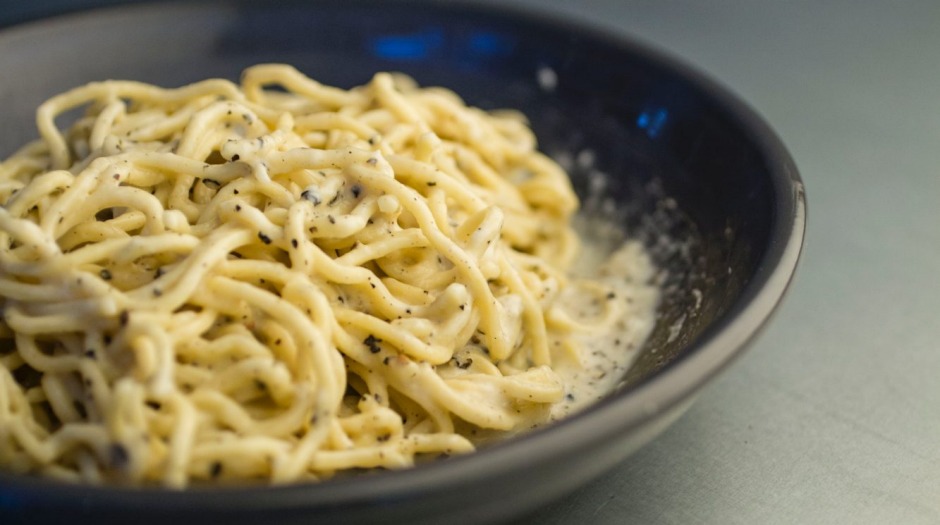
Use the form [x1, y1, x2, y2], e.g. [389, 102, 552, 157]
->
[0, 64, 628, 487]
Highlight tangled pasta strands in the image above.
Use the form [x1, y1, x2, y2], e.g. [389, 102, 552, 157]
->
[0, 64, 622, 487]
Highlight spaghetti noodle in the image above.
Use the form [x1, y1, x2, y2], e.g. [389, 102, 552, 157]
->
[0, 65, 652, 486]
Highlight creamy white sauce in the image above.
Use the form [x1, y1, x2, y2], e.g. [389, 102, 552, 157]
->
[547, 214, 660, 421]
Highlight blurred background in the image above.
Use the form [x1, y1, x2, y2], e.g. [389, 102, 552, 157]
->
[3, 1, 939, 523]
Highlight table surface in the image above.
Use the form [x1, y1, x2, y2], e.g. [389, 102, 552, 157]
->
[4, 1, 939, 523]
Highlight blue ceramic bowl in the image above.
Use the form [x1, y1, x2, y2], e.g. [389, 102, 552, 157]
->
[0, 2, 805, 523]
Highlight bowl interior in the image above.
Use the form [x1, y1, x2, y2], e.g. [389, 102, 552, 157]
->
[0, 1, 801, 523]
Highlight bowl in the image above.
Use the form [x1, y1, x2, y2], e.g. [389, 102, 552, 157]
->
[0, 1, 805, 523]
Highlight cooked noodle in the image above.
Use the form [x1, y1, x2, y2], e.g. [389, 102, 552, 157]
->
[0, 65, 637, 486]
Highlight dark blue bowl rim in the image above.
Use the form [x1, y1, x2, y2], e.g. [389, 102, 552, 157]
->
[0, 0, 806, 513]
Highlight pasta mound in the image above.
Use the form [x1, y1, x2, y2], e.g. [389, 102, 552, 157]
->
[0, 65, 615, 486]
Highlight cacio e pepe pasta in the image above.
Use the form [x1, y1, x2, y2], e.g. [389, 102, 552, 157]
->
[0, 65, 657, 486]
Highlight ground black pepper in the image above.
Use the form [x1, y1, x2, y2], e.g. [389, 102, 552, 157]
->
[364, 334, 382, 353]
[109, 443, 130, 469]
[301, 190, 321, 205]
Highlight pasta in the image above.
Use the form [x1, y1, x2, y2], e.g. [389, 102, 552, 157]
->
[0, 65, 650, 486]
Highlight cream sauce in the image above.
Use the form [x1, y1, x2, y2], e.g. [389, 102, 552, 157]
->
[549, 233, 660, 420]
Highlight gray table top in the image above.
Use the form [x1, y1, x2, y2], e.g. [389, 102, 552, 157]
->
[508, 1, 940, 523]
[3, 1, 938, 523]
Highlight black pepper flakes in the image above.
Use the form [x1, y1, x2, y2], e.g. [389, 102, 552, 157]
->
[327, 215, 336, 224]
[210, 462, 223, 479]
[366, 157, 378, 165]
[153, 288, 163, 297]
[426, 181, 437, 186]
[291, 239, 299, 248]
[119, 310, 129, 326]
[258, 232, 272, 244]
[301, 189, 321, 205]
[351, 184, 362, 198]
[364, 334, 382, 354]
[99, 268, 112, 281]
[109, 443, 130, 469]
